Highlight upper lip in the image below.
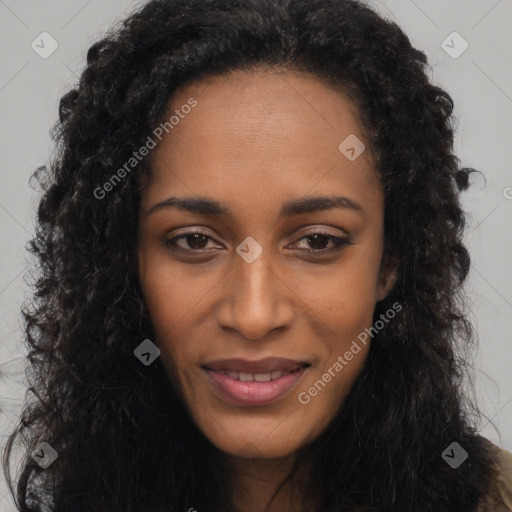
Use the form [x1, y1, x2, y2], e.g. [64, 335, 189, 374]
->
[203, 357, 310, 374]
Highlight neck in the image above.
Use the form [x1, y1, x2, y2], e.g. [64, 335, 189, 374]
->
[226, 452, 315, 512]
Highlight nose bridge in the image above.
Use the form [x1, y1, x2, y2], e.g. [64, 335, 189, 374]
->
[216, 248, 292, 340]
[237, 255, 276, 308]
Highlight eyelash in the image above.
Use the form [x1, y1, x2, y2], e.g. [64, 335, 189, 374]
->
[164, 229, 353, 256]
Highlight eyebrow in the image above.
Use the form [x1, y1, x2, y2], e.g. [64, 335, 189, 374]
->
[145, 194, 364, 219]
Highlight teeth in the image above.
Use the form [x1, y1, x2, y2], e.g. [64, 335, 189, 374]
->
[254, 373, 271, 382]
[216, 369, 287, 381]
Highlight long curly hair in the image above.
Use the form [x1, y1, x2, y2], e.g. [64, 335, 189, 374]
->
[2, 0, 498, 511]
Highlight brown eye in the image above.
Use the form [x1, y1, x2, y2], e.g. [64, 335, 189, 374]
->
[165, 232, 221, 252]
[164, 230, 352, 256]
[292, 232, 352, 253]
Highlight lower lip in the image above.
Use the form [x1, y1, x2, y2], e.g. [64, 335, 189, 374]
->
[202, 367, 308, 407]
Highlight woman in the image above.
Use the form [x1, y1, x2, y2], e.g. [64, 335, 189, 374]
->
[2, 0, 511, 510]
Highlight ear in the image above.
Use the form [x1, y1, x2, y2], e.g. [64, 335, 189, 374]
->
[377, 252, 398, 302]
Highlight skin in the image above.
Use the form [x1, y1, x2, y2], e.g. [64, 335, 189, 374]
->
[137, 66, 397, 512]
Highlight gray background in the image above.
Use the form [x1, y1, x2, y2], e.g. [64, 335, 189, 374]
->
[1, 0, 511, 509]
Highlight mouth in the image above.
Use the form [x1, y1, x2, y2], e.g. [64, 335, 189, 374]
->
[201, 358, 311, 407]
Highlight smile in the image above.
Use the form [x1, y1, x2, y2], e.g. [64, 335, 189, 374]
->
[202, 366, 309, 407]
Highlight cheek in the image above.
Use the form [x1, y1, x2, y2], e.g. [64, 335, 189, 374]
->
[296, 254, 379, 397]
[137, 251, 197, 364]
[303, 255, 380, 335]
[138, 265, 201, 398]
[138, 247, 210, 333]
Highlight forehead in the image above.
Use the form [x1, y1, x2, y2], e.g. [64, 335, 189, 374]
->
[143, 67, 383, 220]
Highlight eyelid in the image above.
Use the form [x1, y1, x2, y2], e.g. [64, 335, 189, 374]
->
[170, 226, 218, 237]
[293, 225, 349, 238]
[167, 224, 348, 241]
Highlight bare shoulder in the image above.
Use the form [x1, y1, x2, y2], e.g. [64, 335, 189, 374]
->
[477, 443, 512, 512]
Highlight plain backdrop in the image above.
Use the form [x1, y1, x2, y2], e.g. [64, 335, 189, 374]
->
[1, 0, 511, 509]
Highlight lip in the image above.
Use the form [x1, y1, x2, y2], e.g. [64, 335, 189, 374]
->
[203, 357, 310, 373]
[202, 365, 309, 407]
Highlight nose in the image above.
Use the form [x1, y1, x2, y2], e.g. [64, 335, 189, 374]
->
[215, 254, 294, 340]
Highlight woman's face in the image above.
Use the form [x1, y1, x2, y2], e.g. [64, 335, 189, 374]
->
[137, 68, 396, 459]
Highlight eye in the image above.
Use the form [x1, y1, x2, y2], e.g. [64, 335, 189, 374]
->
[164, 231, 221, 252]
[290, 231, 353, 253]
[164, 229, 352, 255]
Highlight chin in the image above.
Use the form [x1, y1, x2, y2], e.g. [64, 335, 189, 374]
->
[206, 427, 299, 460]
